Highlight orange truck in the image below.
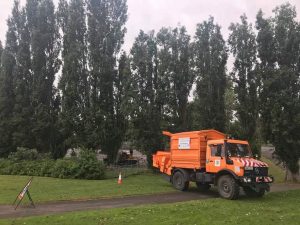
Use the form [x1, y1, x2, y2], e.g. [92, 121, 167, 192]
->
[153, 130, 273, 200]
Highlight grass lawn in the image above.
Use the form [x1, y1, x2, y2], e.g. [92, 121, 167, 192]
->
[0, 157, 286, 205]
[0, 173, 174, 205]
[261, 157, 285, 183]
[1, 189, 299, 225]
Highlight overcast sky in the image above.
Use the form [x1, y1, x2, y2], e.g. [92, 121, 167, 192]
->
[1, 0, 300, 52]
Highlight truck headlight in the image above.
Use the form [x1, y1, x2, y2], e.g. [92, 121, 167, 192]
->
[243, 177, 252, 182]
[245, 166, 253, 170]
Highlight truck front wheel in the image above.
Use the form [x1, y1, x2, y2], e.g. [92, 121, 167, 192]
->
[217, 175, 239, 200]
[172, 171, 189, 191]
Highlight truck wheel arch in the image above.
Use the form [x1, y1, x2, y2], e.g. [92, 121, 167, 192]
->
[171, 168, 190, 191]
[215, 169, 239, 184]
[172, 168, 190, 181]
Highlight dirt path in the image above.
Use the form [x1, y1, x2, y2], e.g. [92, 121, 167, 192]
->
[0, 183, 299, 219]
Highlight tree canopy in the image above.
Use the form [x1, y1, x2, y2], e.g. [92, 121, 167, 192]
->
[0, 0, 299, 176]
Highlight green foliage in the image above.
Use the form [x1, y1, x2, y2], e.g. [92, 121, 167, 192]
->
[86, 0, 128, 163]
[0, 0, 299, 178]
[0, 1, 22, 157]
[228, 14, 259, 154]
[193, 17, 228, 132]
[11, 1, 34, 149]
[129, 30, 163, 166]
[8, 147, 39, 161]
[224, 79, 237, 133]
[156, 26, 194, 132]
[0, 51, 15, 157]
[58, 0, 89, 148]
[28, 0, 62, 155]
[0, 148, 105, 180]
[76, 150, 105, 179]
[0, 159, 54, 177]
[0, 0, 63, 158]
[50, 159, 78, 178]
[256, 3, 300, 176]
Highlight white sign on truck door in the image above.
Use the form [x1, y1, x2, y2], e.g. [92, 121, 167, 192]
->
[178, 138, 190, 149]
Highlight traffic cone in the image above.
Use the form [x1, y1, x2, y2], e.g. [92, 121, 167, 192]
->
[118, 172, 122, 184]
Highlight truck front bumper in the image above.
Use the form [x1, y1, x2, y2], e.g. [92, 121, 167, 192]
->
[240, 176, 274, 184]
[240, 176, 274, 192]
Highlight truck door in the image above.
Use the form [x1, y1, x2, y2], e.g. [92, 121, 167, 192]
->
[206, 144, 226, 173]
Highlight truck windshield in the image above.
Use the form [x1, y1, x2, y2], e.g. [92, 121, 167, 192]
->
[226, 143, 252, 157]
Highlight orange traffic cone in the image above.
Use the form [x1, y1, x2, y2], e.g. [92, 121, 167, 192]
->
[118, 172, 122, 184]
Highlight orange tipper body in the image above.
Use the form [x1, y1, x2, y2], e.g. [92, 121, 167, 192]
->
[153, 130, 274, 200]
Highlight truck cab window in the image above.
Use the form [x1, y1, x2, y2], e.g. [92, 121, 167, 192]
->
[226, 143, 251, 157]
[210, 144, 224, 157]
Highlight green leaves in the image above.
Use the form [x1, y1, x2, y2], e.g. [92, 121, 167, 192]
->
[228, 14, 258, 151]
[257, 4, 300, 175]
[193, 17, 227, 132]
[86, 0, 128, 162]
[58, 0, 88, 149]
[0, 1, 299, 176]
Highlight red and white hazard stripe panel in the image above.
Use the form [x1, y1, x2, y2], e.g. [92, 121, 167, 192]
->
[264, 177, 273, 182]
[238, 158, 268, 167]
[255, 176, 273, 183]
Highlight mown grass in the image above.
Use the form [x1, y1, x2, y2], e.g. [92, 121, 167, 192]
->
[1, 189, 299, 225]
[0, 173, 174, 205]
[0, 156, 286, 205]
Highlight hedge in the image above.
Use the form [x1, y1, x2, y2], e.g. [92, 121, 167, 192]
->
[0, 148, 105, 180]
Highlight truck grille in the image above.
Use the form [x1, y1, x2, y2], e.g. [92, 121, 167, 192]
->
[244, 167, 268, 177]
[255, 167, 268, 176]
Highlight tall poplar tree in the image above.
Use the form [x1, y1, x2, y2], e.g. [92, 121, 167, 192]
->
[87, 0, 128, 162]
[58, 0, 89, 148]
[114, 52, 131, 151]
[156, 26, 193, 132]
[256, 9, 276, 142]
[130, 30, 163, 165]
[0, 5, 19, 156]
[11, 2, 34, 148]
[228, 15, 259, 154]
[26, 0, 61, 155]
[193, 17, 228, 132]
[57, 0, 69, 34]
[257, 4, 300, 178]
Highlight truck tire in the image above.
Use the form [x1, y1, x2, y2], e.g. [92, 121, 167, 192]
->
[196, 182, 211, 191]
[172, 171, 189, 191]
[217, 175, 239, 200]
[243, 187, 265, 197]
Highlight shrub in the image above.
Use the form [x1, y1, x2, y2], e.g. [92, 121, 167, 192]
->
[51, 159, 79, 179]
[0, 159, 11, 174]
[8, 147, 39, 161]
[40, 160, 55, 177]
[0, 148, 106, 180]
[76, 150, 105, 180]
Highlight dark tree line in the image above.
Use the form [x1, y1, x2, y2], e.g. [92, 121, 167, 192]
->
[0, 0, 299, 177]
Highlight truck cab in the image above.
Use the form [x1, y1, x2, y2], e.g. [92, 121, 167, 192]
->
[206, 139, 251, 175]
[153, 130, 273, 200]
